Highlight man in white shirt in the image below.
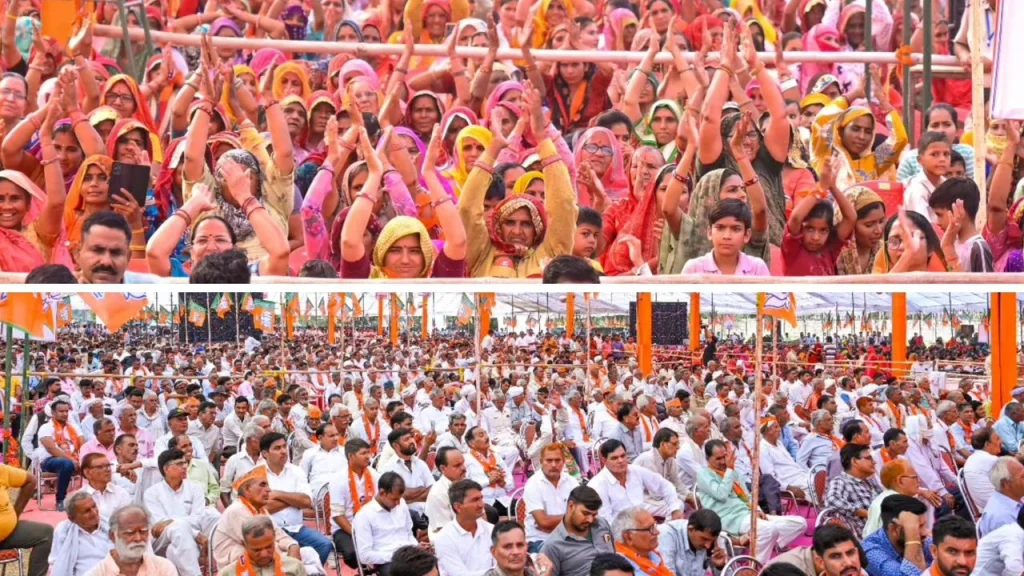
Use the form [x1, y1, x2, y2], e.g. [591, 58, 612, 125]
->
[434, 479, 495, 576]
[155, 409, 208, 462]
[300, 422, 344, 493]
[415, 389, 450, 436]
[350, 398, 388, 455]
[77, 453, 132, 533]
[137, 391, 168, 439]
[974, 510, 1024, 576]
[634, 428, 688, 505]
[330, 438, 379, 570]
[352, 472, 420, 574]
[435, 413, 469, 453]
[963, 427, 1002, 511]
[35, 399, 83, 512]
[261, 431, 333, 566]
[760, 419, 810, 498]
[47, 492, 113, 576]
[220, 396, 250, 459]
[523, 443, 579, 553]
[383, 428, 435, 519]
[588, 439, 683, 522]
[464, 426, 514, 518]
[220, 423, 266, 507]
[425, 446, 468, 543]
[187, 401, 223, 466]
[678, 416, 711, 491]
[143, 448, 220, 576]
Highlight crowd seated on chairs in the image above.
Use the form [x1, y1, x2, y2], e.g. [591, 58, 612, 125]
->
[0, 324, 1015, 576]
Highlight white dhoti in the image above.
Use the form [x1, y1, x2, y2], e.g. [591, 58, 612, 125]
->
[738, 514, 807, 563]
[153, 510, 220, 576]
[493, 434, 521, 471]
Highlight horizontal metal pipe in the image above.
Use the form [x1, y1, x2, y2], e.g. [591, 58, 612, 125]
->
[94, 24, 959, 66]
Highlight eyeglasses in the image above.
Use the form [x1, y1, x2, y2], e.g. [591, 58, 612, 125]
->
[0, 88, 25, 101]
[106, 92, 135, 105]
[625, 526, 658, 535]
[583, 143, 614, 157]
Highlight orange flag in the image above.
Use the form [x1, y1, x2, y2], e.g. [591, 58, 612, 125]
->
[0, 293, 47, 338]
[79, 293, 149, 333]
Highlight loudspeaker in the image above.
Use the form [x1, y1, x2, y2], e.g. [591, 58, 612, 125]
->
[629, 301, 689, 346]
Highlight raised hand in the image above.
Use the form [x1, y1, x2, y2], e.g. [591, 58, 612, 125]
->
[522, 80, 546, 139]
[423, 124, 442, 175]
[220, 158, 254, 204]
[359, 126, 383, 176]
[740, 26, 759, 71]
[185, 183, 218, 215]
[729, 111, 753, 160]
[111, 188, 144, 228]
[324, 115, 341, 164]
[489, 107, 509, 149]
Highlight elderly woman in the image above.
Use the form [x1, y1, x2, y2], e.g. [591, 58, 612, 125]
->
[457, 85, 575, 278]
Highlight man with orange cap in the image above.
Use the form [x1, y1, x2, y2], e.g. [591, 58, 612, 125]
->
[212, 465, 301, 568]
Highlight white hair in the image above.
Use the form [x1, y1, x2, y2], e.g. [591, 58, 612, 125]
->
[611, 506, 647, 541]
[810, 409, 831, 429]
[329, 404, 350, 418]
[636, 395, 651, 410]
[936, 400, 957, 417]
[990, 456, 1020, 491]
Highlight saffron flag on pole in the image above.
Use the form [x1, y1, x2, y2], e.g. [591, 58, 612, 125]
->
[0, 293, 48, 338]
[216, 293, 232, 318]
[242, 293, 255, 313]
[188, 302, 207, 327]
[757, 293, 797, 327]
[352, 294, 362, 317]
[79, 293, 149, 333]
[457, 294, 475, 326]
[57, 297, 73, 329]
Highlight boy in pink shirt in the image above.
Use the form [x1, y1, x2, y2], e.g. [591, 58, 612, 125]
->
[682, 199, 770, 276]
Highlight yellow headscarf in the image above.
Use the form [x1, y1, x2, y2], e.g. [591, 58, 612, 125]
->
[370, 216, 436, 278]
[512, 171, 544, 195]
[733, 0, 778, 45]
[272, 62, 311, 101]
[799, 93, 832, 110]
[533, 0, 576, 48]
[443, 125, 492, 193]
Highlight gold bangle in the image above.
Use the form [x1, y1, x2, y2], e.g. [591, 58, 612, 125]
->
[130, 244, 147, 251]
[132, 228, 145, 234]
[904, 541, 922, 547]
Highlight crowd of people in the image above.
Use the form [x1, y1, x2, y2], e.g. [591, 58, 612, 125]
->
[0, 0, 1010, 283]
[0, 320, 1018, 576]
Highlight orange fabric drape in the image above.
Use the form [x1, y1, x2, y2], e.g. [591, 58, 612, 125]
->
[422, 295, 429, 340]
[991, 293, 1018, 417]
[566, 293, 575, 337]
[689, 294, 701, 353]
[892, 293, 907, 376]
[638, 293, 652, 376]
[390, 294, 400, 346]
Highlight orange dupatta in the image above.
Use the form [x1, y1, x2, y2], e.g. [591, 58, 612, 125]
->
[615, 542, 674, 576]
[53, 419, 82, 458]
[887, 402, 904, 428]
[473, 449, 501, 487]
[572, 406, 591, 442]
[640, 415, 653, 442]
[63, 155, 115, 254]
[349, 468, 375, 514]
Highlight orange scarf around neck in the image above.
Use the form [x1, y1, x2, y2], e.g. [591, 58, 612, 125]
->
[364, 416, 379, 454]
[888, 402, 904, 428]
[572, 406, 591, 442]
[349, 468, 374, 514]
[473, 449, 501, 487]
[615, 542, 673, 576]
[712, 467, 748, 503]
[236, 551, 284, 576]
[240, 497, 268, 516]
[54, 419, 81, 457]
